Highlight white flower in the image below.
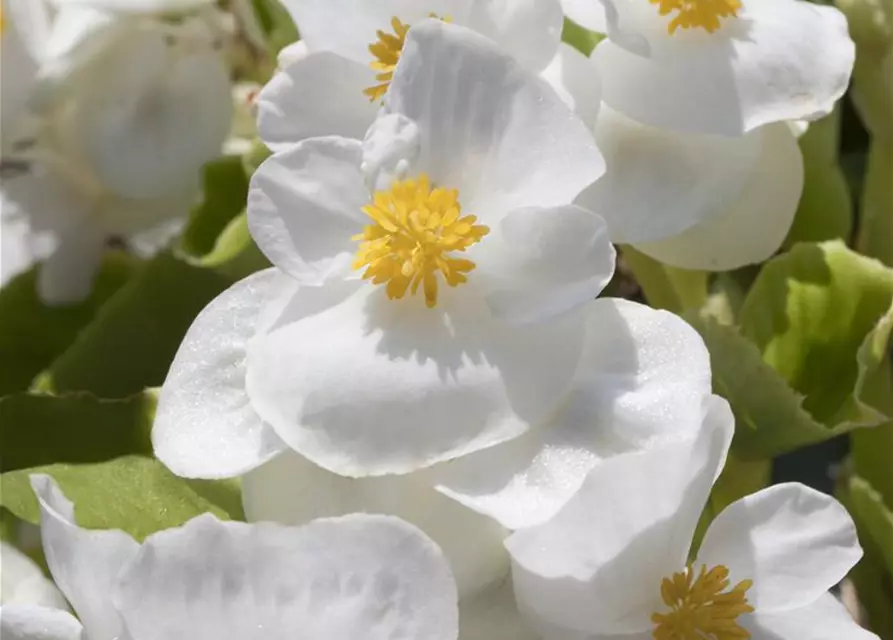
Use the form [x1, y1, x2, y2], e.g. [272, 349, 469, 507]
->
[0, 541, 68, 610]
[0, 0, 232, 302]
[0, 475, 459, 640]
[256, 0, 564, 146]
[506, 394, 877, 640]
[153, 18, 713, 604]
[548, 0, 854, 269]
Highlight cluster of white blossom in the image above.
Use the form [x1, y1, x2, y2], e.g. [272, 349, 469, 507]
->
[0, 0, 875, 638]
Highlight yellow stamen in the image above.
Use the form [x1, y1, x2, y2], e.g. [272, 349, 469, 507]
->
[649, 0, 742, 34]
[651, 564, 754, 640]
[352, 174, 489, 308]
[364, 14, 451, 102]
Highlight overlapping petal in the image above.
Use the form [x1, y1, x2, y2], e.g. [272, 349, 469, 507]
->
[0, 606, 84, 640]
[114, 513, 459, 640]
[744, 594, 879, 640]
[433, 299, 711, 529]
[153, 269, 293, 479]
[506, 395, 734, 636]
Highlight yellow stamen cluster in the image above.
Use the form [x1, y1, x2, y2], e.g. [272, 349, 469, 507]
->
[651, 564, 754, 640]
[353, 174, 489, 308]
[649, 0, 742, 34]
[364, 14, 451, 102]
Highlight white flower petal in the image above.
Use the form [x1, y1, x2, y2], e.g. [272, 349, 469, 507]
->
[37, 223, 105, 307]
[281, 0, 474, 63]
[505, 395, 733, 636]
[561, 0, 608, 32]
[242, 451, 508, 599]
[71, 28, 232, 200]
[695, 483, 862, 613]
[595, 0, 855, 135]
[153, 269, 292, 479]
[246, 284, 586, 476]
[539, 43, 601, 126]
[0, 542, 68, 609]
[633, 122, 803, 270]
[745, 594, 878, 640]
[387, 21, 603, 221]
[257, 53, 379, 149]
[578, 105, 760, 244]
[434, 298, 711, 530]
[247, 138, 369, 285]
[115, 513, 458, 640]
[50, 0, 215, 13]
[0, 605, 84, 640]
[474, 205, 614, 325]
[30, 475, 138, 640]
[460, 580, 539, 640]
[466, 0, 564, 73]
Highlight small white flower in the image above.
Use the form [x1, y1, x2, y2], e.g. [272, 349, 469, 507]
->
[0, 0, 232, 302]
[506, 395, 876, 640]
[0, 475, 459, 640]
[256, 0, 565, 146]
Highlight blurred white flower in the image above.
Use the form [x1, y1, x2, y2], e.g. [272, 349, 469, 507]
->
[0, 475, 459, 640]
[506, 394, 877, 640]
[0, 0, 232, 303]
[256, 0, 564, 146]
[0, 541, 68, 610]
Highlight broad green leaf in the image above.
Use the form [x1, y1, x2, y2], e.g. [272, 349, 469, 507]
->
[853, 423, 893, 510]
[739, 241, 893, 426]
[179, 156, 250, 258]
[857, 141, 893, 267]
[1, 456, 242, 541]
[561, 18, 603, 56]
[622, 246, 708, 314]
[0, 393, 154, 472]
[38, 252, 233, 399]
[849, 476, 893, 570]
[0, 253, 139, 395]
[783, 111, 853, 247]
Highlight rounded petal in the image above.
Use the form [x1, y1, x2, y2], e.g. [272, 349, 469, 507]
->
[242, 451, 508, 599]
[460, 581, 540, 640]
[595, 0, 855, 135]
[0, 605, 84, 640]
[579, 106, 760, 244]
[633, 123, 803, 270]
[538, 43, 602, 126]
[433, 298, 711, 529]
[115, 513, 459, 640]
[246, 285, 586, 477]
[466, 0, 564, 73]
[474, 205, 614, 325]
[505, 395, 734, 636]
[560, 0, 608, 32]
[281, 0, 474, 63]
[0, 541, 69, 609]
[247, 138, 369, 285]
[30, 475, 138, 640]
[745, 594, 878, 640]
[695, 483, 862, 613]
[387, 21, 603, 221]
[153, 269, 292, 479]
[257, 53, 379, 149]
[70, 28, 232, 199]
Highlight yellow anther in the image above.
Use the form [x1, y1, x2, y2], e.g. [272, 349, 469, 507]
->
[651, 564, 754, 640]
[364, 14, 452, 102]
[649, 0, 742, 34]
[352, 174, 489, 308]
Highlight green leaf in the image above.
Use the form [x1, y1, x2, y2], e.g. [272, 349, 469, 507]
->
[1, 456, 242, 541]
[38, 252, 233, 399]
[251, 0, 300, 55]
[192, 212, 270, 280]
[621, 246, 708, 314]
[179, 156, 251, 258]
[857, 140, 893, 267]
[783, 111, 854, 247]
[0, 393, 154, 472]
[849, 476, 893, 570]
[739, 241, 893, 426]
[0, 253, 140, 396]
[561, 17, 603, 56]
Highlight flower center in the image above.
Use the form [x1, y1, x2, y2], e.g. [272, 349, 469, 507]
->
[352, 173, 489, 308]
[651, 564, 754, 640]
[648, 0, 742, 34]
[364, 14, 451, 102]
